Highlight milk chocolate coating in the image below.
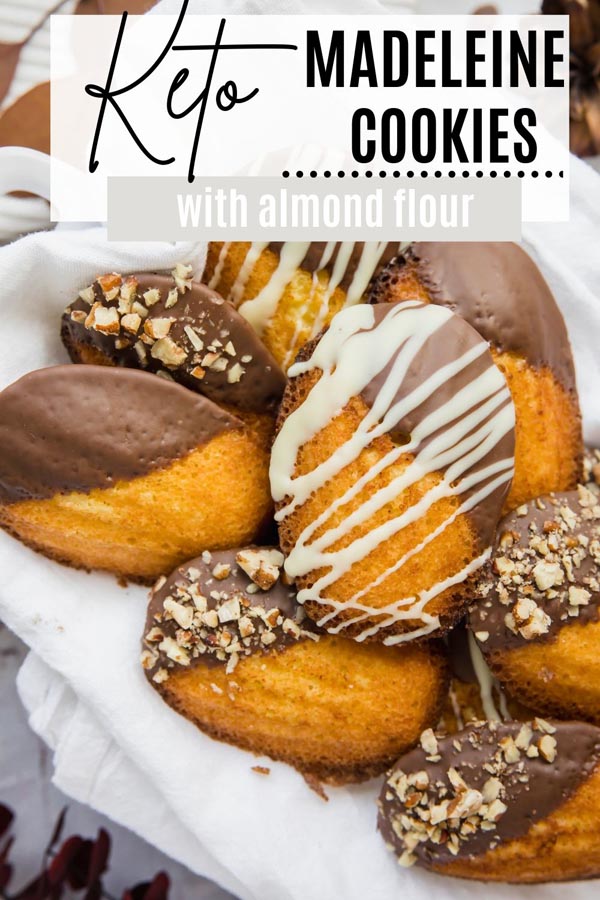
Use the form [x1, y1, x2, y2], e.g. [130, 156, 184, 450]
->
[378, 720, 600, 866]
[267, 242, 402, 294]
[446, 620, 478, 683]
[62, 273, 286, 414]
[360, 303, 515, 549]
[470, 490, 600, 653]
[142, 547, 316, 679]
[0, 365, 240, 503]
[371, 242, 577, 390]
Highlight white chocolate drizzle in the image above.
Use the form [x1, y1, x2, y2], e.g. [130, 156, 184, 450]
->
[207, 241, 231, 290]
[270, 302, 516, 644]
[211, 242, 401, 350]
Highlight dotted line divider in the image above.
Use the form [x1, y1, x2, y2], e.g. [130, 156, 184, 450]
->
[281, 170, 564, 179]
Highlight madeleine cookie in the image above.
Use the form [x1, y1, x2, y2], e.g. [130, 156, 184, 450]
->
[61, 268, 286, 426]
[142, 547, 449, 783]
[470, 487, 600, 724]
[378, 719, 600, 883]
[0, 366, 272, 581]
[369, 242, 583, 510]
[203, 242, 402, 367]
[271, 301, 515, 644]
[440, 623, 532, 734]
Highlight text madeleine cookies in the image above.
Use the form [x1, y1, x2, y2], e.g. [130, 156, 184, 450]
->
[0, 366, 272, 581]
[369, 242, 583, 509]
[141, 547, 448, 783]
[378, 719, 600, 883]
[271, 300, 516, 643]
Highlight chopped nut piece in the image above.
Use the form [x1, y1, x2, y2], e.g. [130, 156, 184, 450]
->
[163, 598, 194, 630]
[78, 285, 96, 305]
[499, 735, 520, 763]
[227, 363, 245, 384]
[217, 596, 241, 623]
[419, 728, 438, 757]
[121, 312, 142, 334]
[98, 273, 121, 294]
[165, 288, 180, 308]
[143, 288, 161, 307]
[212, 563, 231, 580]
[236, 548, 284, 589]
[158, 636, 190, 666]
[568, 585, 591, 606]
[92, 306, 120, 334]
[172, 262, 193, 292]
[184, 325, 204, 351]
[538, 735, 557, 762]
[144, 317, 173, 340]
[151, 336, 187, 367]
[533, 561, 564, 591]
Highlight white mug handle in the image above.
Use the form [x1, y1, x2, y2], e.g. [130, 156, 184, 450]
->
[0, 146, 51, 201]
[0, 147, 53, 243]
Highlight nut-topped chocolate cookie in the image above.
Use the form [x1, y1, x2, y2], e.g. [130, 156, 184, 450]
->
[142, 546, 315, 682]
[369, 242, 583, 510]
[378, 719, 600, 882]
[0, 366, 273, 581]
[142, 545, 450, 783]
[61, 266, 286, 417]
[470, 487, 600, 723]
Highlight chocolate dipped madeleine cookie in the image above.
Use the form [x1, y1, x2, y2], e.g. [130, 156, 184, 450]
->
[61, 267, 286, 436]
[0, 366, 272, 581]
[203, 242, 402, 367]
[142, 546, 449, 783]
[469, 487, 600, 724]
[378, 719, 600, 883]
[270, 300, 515, 643]
[369, 242, 583, 510]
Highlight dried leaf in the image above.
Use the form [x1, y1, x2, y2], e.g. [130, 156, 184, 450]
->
[123, 871, 170, 900]
[65, 839, 93, 890]
[47, 807, 68, 856]
[0, 41, 24, 106]
[47, 836, 84, 887]
[0, 804, 14, 840]
[0, 861, 12, 891]
[85, 828, 111, 888]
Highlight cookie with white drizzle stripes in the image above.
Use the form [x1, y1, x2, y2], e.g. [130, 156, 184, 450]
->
[368, 242, 583, 512]
[141, 546, 449, 783]
[469, 487, 600, 724]
[270, 301, 516, 644]
[203, 241, 404, 368]
[378, 719, 600, 883]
